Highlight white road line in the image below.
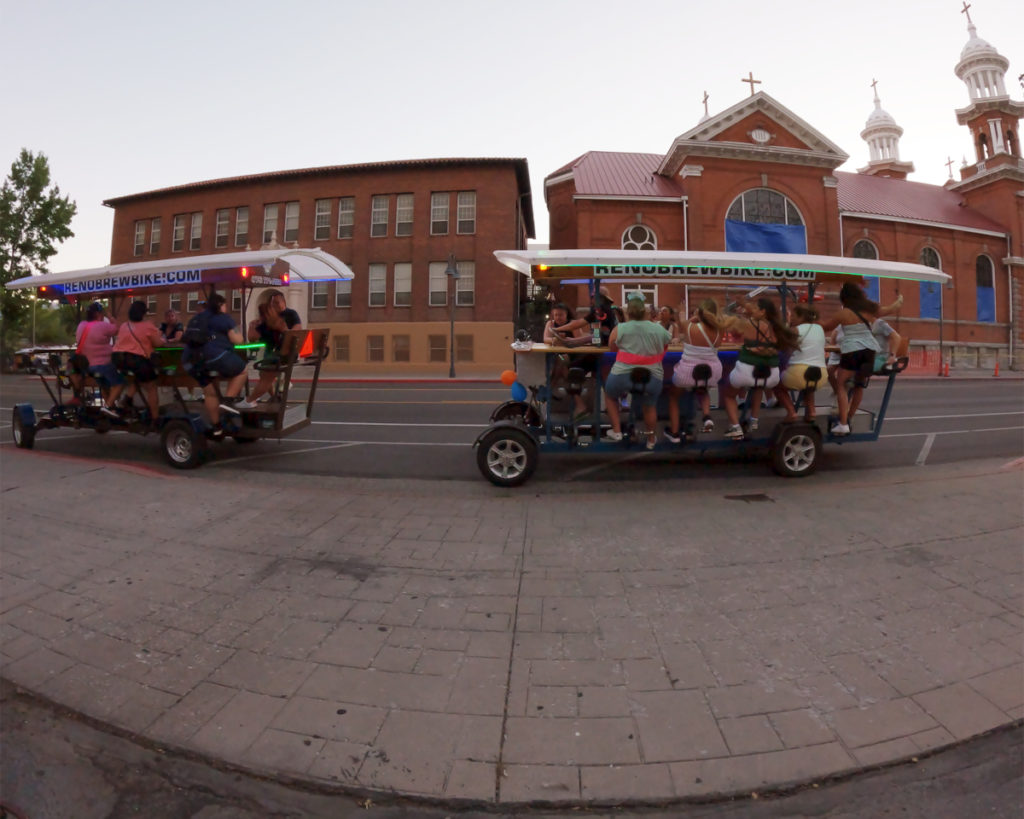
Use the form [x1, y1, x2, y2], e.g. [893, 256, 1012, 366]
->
[880, 425, 1024, 438]
[915, 433, 936, 466]
[208, 441, 360, 466]
[886, 411, 1024, 421]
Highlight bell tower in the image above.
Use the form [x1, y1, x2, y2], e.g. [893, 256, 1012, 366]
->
[953, 4, 1022, 170]
[858, 80, 914, 179]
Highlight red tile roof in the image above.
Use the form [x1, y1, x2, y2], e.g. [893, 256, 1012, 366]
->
[835, 171, 1005, 233]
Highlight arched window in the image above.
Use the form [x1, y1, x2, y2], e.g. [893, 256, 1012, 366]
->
[853, 240, 880, 301]
[621, 224, 657, 250]
[1007, 130, 1019, 158]
[978, 131, 990, 160]
[976, 254, 995, 322]
[919, 247, 942, 320]
[725, 188, 806, 252]
[726, 189, 803, 225]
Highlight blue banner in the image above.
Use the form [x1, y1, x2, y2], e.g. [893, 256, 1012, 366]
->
[976, 286, 995, 322]
[920, 281, 941, 319]
[725, 220, 807, 254]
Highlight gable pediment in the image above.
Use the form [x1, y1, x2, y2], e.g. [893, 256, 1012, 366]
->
[658, 92, 849, 176]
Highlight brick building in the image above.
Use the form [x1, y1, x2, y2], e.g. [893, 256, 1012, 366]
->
[543, 13, 1022, 369]
[103, 158, 534, 374]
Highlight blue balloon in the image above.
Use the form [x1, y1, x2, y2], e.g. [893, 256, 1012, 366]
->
[510, 381, 527, 402]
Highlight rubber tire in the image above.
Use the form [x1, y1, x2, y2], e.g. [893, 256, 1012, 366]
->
[772, 425, 820, 477]
[491, 401, 541, 428]
[161, 420, 206, 469]
[12, 410, 35, 450]
[476, 427, 538, 487]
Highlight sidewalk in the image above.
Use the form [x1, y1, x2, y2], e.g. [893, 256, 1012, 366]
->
[1, 450, 1021, 807]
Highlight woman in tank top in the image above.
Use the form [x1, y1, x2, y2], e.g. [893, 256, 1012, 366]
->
[666, 299, 722, 441]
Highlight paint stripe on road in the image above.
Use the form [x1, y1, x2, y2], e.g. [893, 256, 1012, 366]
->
[915, 433, 936, 466]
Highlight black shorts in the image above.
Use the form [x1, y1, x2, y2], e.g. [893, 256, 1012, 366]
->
[189, 350, 246, 387]
[112, 352, 158, 383]
[838, 348, 875, 386]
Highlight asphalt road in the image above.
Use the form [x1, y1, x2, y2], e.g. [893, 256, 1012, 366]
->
[1, 375, 1021, 484]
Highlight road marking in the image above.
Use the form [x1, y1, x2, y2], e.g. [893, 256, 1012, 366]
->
[886, 411, 1024, 420]
[880, 425, 1023, 438]
[915, 433, 936, 466]
[312, 420, 486, 428]
[208, 441, 361, 466]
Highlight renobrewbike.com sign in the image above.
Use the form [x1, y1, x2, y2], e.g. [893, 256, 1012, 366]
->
[593, 265, 817, 281]
[61, 269, 203, 295]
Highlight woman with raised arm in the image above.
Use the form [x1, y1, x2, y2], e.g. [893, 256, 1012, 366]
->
[700, 297, 798, 439]
[820, 282, 903, 435]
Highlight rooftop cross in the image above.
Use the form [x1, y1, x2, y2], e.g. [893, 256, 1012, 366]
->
[702, 90, 710, 115]
[961, 0, 972, 24]
[945, 156, 955, 178]
[741, 71, 761, 96]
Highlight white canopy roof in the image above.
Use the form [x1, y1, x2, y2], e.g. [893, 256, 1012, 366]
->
[6, 248, 354, 292]
[495, 249, 951, 284]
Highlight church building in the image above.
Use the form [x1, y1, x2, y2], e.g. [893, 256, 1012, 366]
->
[543, 11, 1022, 370]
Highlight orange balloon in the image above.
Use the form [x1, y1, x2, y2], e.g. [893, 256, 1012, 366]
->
[500, 369, 517, 386]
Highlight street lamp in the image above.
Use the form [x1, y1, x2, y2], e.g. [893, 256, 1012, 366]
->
[445, 253, 460, 378]
[30, 293, 37, 347]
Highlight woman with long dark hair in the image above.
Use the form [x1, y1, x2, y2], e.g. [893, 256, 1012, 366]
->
[700, 297, 798, 438]
[821, 282, 903, 435]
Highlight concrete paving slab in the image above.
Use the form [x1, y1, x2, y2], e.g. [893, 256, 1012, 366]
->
[0, 447, 1021, 807]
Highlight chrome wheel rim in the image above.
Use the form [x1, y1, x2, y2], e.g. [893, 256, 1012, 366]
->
[486, 438, 528, 480]
[166, 428, 193, 464]
[782, 434, 816, 472]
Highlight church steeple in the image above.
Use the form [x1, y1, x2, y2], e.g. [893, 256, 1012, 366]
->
[858, 80, 914, 179]
[952, 4, 1022, 170]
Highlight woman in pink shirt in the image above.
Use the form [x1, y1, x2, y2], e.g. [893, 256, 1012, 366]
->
[74, 301, 120, 397]
[106, 301, 166, 424]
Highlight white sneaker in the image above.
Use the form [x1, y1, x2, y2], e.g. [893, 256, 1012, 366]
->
[606, 430, 624, 442]
[234, 398, 258, 410]
[748, 417, 759, 431]
[702, 416, 714, 433]
[830, 422, 850, 436]
[724, 424, 744, 439]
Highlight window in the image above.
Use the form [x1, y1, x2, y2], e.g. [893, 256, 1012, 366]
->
[146, 295, 157, 314]
[623, 284, 656, 306]
[150, 218, 161, 254]
[621, 224, 657, 250]
[430, 192, 449, 235]
[393, 262, 412, 306]
[394, 193, 413, 237]
[366, 335, 384, 362]
[311, 282, 328, 309]
[428, 334, 447, 362]
[189, 212, 202, 251]
[726, 189, 804, 225]
[456, 334, 474, 362]
[334, 335, 350, 361]
[852, 240, 879, 301]
[186, 291, 201, 312]
[429, 261, 448, 306]
[392, 334, 410, 362]
[133, 221, 146, 256]
[368, 263, 386, 306]
[172, 215, 186, 252]
[215, 209, 230, 248]
[284, 201, 299, 243]
[371, 195, 388, 237]
[263, 204, 278, 244]
[235, 206, 249, 246]
[314, 199, 331, 240]
[457, 191, 476, 234]
[919, 247, 942, 320]
[456, 260, 474, 306]
[169, 292, 182, 312]
[337, 197, 354, 239]
[335, 280, 351, 308]
[976, 254, 995, 322]
[231, 289, 242, 312]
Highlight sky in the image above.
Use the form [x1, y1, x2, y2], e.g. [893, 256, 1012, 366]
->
[1, 0, 1019, 274]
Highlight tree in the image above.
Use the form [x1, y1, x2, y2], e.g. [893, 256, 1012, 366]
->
[0, 149, 77, 363]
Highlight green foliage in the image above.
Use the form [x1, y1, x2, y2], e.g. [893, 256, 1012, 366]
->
[0, 149, 77, 362]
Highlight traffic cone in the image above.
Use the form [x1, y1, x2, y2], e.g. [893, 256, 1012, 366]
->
[993, 360, 1000, 377]
[944, 361, 950, 378]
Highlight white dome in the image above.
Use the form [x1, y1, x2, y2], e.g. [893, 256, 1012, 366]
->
[960, 24, 999, 61]
[865, 105, 897, 128]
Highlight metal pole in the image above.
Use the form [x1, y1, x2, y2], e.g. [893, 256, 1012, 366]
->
[445, 253, 459, 379]
[31, 296, 36, 347]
